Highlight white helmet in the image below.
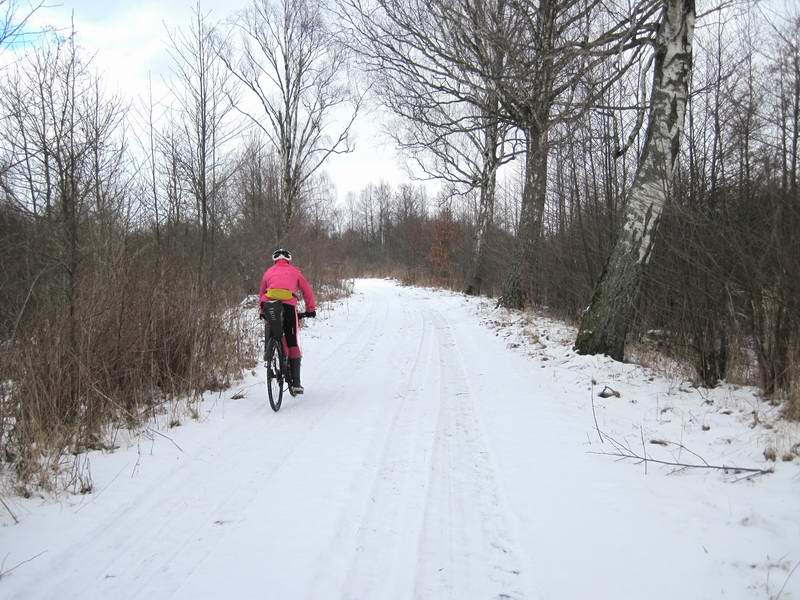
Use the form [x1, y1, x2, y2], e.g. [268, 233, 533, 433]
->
[272, 248, 292, 261]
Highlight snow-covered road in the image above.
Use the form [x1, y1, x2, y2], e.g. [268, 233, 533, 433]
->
[2, 279, 799, 599]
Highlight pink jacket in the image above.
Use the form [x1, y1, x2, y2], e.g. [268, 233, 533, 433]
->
[259, 259, 316, 312]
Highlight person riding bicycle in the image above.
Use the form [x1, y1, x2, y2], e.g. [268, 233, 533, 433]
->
[258, 248, 316, 395]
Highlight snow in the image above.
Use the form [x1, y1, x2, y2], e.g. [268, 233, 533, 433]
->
[1, 278, 799, 599]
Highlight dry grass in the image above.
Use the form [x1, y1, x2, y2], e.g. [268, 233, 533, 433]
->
[0, 287, 258, 493]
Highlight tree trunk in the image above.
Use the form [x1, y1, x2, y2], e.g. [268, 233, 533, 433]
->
[501, 120, 549, 309]
[465, 110, 499, 296]
[279, 154, 293, 240]
[575, 0, 695, 360]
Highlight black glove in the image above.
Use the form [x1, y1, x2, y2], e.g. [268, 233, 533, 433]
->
[306, 310, 317, 318]
[259, 312, 266, 320]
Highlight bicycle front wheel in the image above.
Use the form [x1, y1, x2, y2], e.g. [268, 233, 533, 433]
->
[265, 337, 285, 412]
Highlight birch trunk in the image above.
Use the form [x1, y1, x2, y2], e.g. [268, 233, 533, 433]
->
[574, 0, 695, 360]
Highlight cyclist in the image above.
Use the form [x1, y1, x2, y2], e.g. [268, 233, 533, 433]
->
[258, 248, 316, 395]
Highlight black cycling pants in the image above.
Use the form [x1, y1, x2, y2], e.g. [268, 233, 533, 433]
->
[282, 303, 299, 350]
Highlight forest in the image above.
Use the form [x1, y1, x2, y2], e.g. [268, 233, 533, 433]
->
[0, 0, 798, 490]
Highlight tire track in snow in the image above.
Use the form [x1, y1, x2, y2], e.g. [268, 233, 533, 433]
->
[412, 311, 526, 600]
[331, 307, 441, 600]
[317, 298, 527, 600]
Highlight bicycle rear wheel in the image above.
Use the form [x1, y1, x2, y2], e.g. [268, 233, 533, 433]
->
[265, 337, 285, 412]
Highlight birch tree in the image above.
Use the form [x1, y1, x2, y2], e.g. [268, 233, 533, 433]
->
[575, 0, 696, 360]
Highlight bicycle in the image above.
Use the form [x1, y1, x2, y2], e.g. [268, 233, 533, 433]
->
[262, 300, 311, 412]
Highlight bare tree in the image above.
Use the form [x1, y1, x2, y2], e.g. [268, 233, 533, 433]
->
[222, 0, 359, 242]
[575, 0, 696, 360]
[165, 3, 238, 293]
[0, 0, 43, 53]
[1, 30, 128, 413]
[766, 9, 799, 196]
[339, 0, 522, 294]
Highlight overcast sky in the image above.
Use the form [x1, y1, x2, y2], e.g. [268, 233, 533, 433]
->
[14, 0, 797, 203]
[22, 0, 408, 202]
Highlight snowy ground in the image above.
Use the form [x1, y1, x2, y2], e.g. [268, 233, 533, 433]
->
[2, 279, 799, 600]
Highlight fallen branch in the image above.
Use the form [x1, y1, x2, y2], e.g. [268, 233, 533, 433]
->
[144, 427, 184, 453]
[776, 558, 800, 600]
[590, 429, 773, 477]
[0, 550, 47, 580]
[640, 426, 647, 475]
[731, 470, 772, 484]
[0, 495, 18, 524]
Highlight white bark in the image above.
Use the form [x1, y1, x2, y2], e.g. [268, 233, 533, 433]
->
[620, 0, 695, 265]
[575, 0, 695, 360]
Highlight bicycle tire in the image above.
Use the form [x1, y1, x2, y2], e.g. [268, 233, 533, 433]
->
[265, 337, 284, 412]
